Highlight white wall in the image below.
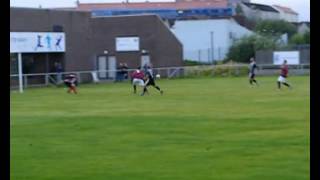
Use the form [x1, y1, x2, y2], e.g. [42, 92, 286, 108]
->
[170, 19, 253, 62]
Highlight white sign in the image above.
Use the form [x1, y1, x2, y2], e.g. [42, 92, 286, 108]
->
[10, 32, 66, 53]
[273, 51, 300, 65]
[116, 37, 139, 52]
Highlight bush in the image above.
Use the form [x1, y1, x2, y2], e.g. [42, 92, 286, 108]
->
[183, 65, 248, 78]
[290, 33, 306, 44]
[184, 60, 209, 66]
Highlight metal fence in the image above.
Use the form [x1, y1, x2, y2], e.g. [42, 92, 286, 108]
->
[10, 64, 309, 90]
[184, 48, 229, 63]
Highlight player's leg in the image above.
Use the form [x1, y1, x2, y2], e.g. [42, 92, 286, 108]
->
[65, 83, 72, 93]
[141, 86, 148, 96]
[251, 74, 258, 85]
[71, 84, 77, 94]
[280, 77, 291, 89]
[151, 84, 163, 94]
[282, 82, 292, 89]
[133, 85, 137, 94]
[252, 79, 259, 86]
[277, 76, 283, 89]
[277, 81, 281, 89]
[249, 74, 253, 85]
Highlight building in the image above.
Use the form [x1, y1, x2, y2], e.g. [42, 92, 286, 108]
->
[171, 17, 253, 62]
[292, 22, 310, 34]
[272, 5, 298, 23]
[240, 2, 280, 21]
[10, 7, 183, 86]
[74, 1, 234, 21]
[67, 1, 256, 63]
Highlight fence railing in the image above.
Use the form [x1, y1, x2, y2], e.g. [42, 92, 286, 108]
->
[10, 64, 309, 89]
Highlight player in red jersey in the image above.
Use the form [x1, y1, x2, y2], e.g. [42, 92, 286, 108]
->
[277, 60, 292, 89]
[130, 67, 147, 94]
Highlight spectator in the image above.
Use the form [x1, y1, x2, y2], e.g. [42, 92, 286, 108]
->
[54, 62, 63, 84]
[116, 63, 123, 82]
[123, 63, 129, 79]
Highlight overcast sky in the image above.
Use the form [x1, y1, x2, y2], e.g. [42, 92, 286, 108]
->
[10, 0, 310, 21]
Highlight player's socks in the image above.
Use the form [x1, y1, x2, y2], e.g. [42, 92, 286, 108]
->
[133, 85, 137, 94]
[277, 81, 281, 89]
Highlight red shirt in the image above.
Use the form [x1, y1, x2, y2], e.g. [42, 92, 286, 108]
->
[131, 70, 145, 80]
[280, 65, 288, 77]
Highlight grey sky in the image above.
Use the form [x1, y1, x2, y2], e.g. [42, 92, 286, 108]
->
[10, 0, 309, 21]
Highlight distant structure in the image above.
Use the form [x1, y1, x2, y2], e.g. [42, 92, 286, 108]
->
[66, 0, 300, 62]
[272, 5, 299, 22]
[239, 2, 280, 21]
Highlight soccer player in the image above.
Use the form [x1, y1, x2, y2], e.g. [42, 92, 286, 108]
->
[248, 57, 259, 86]
[64, 73, 78, 94]
[141, 66, 163, 96]
[131, 67, 146, 94]
[277, 60, 292, 89]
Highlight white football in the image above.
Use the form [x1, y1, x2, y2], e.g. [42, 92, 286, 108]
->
[156, 74, 161, 79]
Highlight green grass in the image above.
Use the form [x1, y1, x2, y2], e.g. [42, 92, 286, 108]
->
[10, 76, 310, 180]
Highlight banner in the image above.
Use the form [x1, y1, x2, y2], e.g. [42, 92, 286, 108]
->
[115, 37, 139, 52]
[273, 51, 300, 65]
[10, 32, 65, 53]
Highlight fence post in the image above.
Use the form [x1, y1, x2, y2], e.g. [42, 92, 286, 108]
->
[45, 74, 49, 86]
[77, 72, 81, 83]
[24, 75, 28, 88]
[167, 68, 170, 79]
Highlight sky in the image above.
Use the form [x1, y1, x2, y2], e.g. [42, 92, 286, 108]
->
[10, 0, 310, 21]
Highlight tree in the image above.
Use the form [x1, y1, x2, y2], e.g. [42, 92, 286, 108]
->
[289, 31, 310, 45]
[226, 35, 278, 63]
[254, 20, 297, 38]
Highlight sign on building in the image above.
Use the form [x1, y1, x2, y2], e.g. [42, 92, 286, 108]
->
[115, 37, 140, 52]
[273, 51, 300, 65]
[10, 32, 66, 53]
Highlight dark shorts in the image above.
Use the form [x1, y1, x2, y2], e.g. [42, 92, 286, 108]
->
[249, 73, 255, 79]
[146, 79, 156, 86]
[64, 81, 77, 87]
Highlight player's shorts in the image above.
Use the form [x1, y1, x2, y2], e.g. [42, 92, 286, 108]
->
[249, 73, 255, 79]
[132, 78, 145, 86]
[278, 75, 287, 83]
[146, 78, 156, 86]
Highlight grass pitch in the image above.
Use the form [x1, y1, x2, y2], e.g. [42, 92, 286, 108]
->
[10, 76, 310, 180]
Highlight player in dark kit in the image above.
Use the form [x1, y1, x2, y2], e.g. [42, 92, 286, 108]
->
[131, 67, 147, 94]
[277, 60, 292, 89]
[248, 57, 259, 86]
[64, 74, 78, 94]
[141, 66, 163, 96]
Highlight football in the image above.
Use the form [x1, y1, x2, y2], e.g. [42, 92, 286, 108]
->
[156, 74, 161, 79]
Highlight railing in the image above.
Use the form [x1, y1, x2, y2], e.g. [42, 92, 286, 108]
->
[10, 64, 309, 90]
